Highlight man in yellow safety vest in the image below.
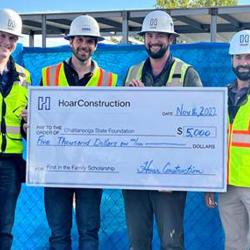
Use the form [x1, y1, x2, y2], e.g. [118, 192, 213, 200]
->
[0, 8, 31, 250]
[41, 15, 117, 250]
[206, 30, 250, 250]
[123, 10, 202, 250]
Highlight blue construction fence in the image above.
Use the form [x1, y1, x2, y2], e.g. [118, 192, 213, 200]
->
[11, 42, 234, 250]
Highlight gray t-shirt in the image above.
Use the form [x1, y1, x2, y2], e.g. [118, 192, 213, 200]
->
[141, 56, 202, 87]
[183, 67, 202, 87]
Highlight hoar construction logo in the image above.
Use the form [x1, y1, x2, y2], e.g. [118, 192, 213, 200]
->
[38, 96, 51, 110]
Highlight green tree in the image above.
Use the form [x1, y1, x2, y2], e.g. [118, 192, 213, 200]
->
[156, 0, 238, 8]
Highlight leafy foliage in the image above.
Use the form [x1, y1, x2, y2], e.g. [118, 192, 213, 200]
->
[156, 0, 238, 8]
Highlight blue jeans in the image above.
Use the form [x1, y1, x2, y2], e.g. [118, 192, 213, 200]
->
[44, 187, 102, 250]
[123, 190, 186, 250]
[0, 157, 22, 250]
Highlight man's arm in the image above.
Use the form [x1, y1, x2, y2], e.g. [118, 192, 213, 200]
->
[205, 192, 217, 208]
[183, 67, 203, 87]
[21, 109, 28, 136]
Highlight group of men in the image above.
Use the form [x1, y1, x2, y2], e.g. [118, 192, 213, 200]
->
[0, 6, 249, 250]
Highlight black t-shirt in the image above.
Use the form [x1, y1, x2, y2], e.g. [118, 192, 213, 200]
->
[63, 58, 93, 86]
[40, 58, 95, 86]
[228, 81, 250, 123]
[0, 56, 19, 97]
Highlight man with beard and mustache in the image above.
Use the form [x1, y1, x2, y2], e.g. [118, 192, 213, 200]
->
[41, 15, 117, 250]
[122, 10, 202, 250]
[205, 30, 250, 250]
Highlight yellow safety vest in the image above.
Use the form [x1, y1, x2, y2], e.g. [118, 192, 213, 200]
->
[42, 62, 117, 87]
[228, 96, 250, 186]
[125, 58, 190, 86]
[0, 64, 31, 154]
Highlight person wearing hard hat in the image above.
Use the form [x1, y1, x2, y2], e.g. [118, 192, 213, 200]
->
[0, 8, 31, 250]
[41, 15, 117, 250]
[122, 10, 202, 250]
[205, 30, 250, 250]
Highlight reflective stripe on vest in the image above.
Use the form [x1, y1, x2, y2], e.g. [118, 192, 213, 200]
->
[45, 63, 62, 86]
[97, 68, 114, 86]
[44, 63, 115, 87]
[15, 64, 31, 86]
[167, 59, 189, 86]
[125, 58, 190, 86]
[6, 126, 20, 134]
[232, 132, 250, 147]
[125, 62, 143, 83]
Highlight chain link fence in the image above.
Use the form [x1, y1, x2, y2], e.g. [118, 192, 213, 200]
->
[13, 188, 224, 249]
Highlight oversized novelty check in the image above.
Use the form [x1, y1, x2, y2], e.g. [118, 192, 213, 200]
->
[26, 87, 227, 192]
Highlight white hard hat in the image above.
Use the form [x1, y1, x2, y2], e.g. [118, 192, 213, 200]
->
[65, 15, 104, 41]
[0, 9, 23, 37]
[229, 30, 250, 55]
[138, 10, 178, 36]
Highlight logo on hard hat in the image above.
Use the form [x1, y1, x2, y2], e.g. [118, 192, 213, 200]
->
[81, 26, 91, 32]
[239, 34, 249, 47]
[149, 18, 158, 29]
[7, 19, 16, 31]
